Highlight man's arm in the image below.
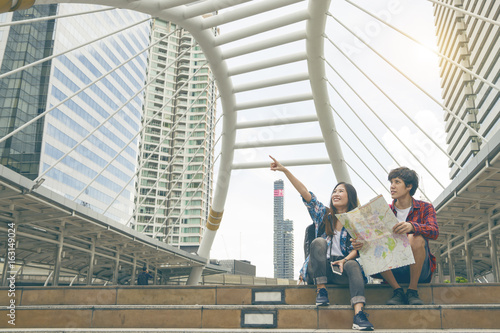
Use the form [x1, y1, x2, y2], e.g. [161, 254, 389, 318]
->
[411, 202, 439, 240]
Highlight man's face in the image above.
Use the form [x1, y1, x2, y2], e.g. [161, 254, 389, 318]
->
[390, 177, 412, 200]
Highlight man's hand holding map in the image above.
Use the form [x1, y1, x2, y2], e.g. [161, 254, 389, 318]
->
[336, 195, 415, 276]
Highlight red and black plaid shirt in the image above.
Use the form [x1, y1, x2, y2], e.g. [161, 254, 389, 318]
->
[390, 198, 439, 273]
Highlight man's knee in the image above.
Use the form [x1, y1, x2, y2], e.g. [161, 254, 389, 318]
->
[408, 234, 425, 253]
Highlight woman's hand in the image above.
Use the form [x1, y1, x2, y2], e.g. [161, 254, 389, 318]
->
[269, 155, 312, 202]
[269, 155, 286, 172]
[331, 259, 346, 273]
[351, 238, 363, 251]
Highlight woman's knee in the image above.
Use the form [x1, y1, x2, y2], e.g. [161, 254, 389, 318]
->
[311, 237, 327, 247]
[310, 238, 327, 259]
[344, 259, 361, 274]
[344, 260, 365, 287]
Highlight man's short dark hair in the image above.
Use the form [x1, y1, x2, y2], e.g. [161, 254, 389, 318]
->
[388, 167, 419, 196]
[142, 266, 147, 271]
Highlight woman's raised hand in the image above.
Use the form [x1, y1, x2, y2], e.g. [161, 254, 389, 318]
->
[269, 155, 285, 172]
[269, 155, 311, 202]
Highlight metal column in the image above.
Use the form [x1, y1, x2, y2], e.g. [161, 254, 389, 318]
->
[464, 227, 474, 282]
[153, 266, 158, 285]
[130, 257, 137, 286]
[488, 215, 499, 282]
[112, 248, 120, 285]
[52, 223, 65, 286]
[437, 249, 444, 283]
[86, 238, 96, 285]
[447, 235, 456, 283]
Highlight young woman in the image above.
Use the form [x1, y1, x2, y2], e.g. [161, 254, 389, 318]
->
[270, 156, 373, 331]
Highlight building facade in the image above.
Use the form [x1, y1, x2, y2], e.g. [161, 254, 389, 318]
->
[273, 180, 294, 279]
[432, 0, 500, 283]
[433, 0, 499, 179]
[133, 19, 217, 252]
[0, 5, 150, 223]
[215, 259, 256, 276]
[0, 5, 57, 180]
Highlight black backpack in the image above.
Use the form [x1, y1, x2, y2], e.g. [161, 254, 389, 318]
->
[303, 218, 326, 258]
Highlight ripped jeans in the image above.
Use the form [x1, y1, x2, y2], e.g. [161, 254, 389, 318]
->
[307, 238, 366, 307]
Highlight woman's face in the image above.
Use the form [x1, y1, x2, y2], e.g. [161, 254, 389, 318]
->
[331, 184, 349, 212]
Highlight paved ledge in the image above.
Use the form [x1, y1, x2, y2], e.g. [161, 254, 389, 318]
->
[3, 329, 500, 333]
[6, 303, 500, 310]
[2, 303, 499, 330]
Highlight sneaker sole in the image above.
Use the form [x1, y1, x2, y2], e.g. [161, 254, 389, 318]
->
[352, 323, 374, 331]
[315, 302, 329, 306]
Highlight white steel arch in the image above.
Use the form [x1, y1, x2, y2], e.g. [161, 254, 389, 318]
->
[2, 0, 348, 284]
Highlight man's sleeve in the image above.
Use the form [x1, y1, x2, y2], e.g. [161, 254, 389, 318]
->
[412, 203, 439, 240]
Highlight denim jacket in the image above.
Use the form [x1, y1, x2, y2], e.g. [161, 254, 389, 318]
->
[299, 192, 354, 281]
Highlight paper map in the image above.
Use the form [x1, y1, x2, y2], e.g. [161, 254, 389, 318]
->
[336, 195, 415, 276]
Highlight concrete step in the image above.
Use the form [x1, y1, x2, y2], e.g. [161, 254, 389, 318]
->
[4, 329, 500, 333]
[2, 284, 499, 330]
[2, 304, 500, 330]
[4, 283, 500, 306]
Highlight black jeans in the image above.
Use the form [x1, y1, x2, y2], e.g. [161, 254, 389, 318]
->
[307, 238, 366, 306]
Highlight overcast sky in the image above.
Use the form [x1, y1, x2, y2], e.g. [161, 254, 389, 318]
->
[209, 0, 451, 279]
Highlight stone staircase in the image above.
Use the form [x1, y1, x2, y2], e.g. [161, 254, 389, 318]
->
[1, 283, 499, 330]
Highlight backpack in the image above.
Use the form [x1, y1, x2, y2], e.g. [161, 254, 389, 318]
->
[303, 223, 316, 258]
[303, 218, 326, 258]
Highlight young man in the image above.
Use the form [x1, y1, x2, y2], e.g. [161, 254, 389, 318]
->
[379, 167, 439, 305]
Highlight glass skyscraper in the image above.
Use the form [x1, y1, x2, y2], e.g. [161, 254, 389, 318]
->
[0, 5, 57, 180]
[133, 19, 217, 252]
[273, 179, 294, 279]
[0, 4, 150, 223]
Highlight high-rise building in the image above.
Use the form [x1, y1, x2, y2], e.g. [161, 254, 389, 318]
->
[433, 0, 499, 178]
[0, 5, 150, 223]
[0, 5, 57, 180]
[273, 179, 294, 279]
[281, 218, 295, 278]
[133, 19, 217, 252]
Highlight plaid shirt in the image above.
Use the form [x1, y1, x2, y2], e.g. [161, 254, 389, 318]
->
[299, 192, 353, 281]
[390, 197, 439, 273]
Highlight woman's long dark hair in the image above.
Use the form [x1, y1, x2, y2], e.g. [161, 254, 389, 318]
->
[323, 182, 358, 236]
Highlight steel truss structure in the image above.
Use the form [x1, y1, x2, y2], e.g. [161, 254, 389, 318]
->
[0, 164, 226, 285]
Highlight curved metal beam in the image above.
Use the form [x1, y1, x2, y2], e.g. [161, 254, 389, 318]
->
[0, 0, 35, 12]
[25, 0, 236, 285]
[306, 0, 350, 183]
[5, 0, 351, 285]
